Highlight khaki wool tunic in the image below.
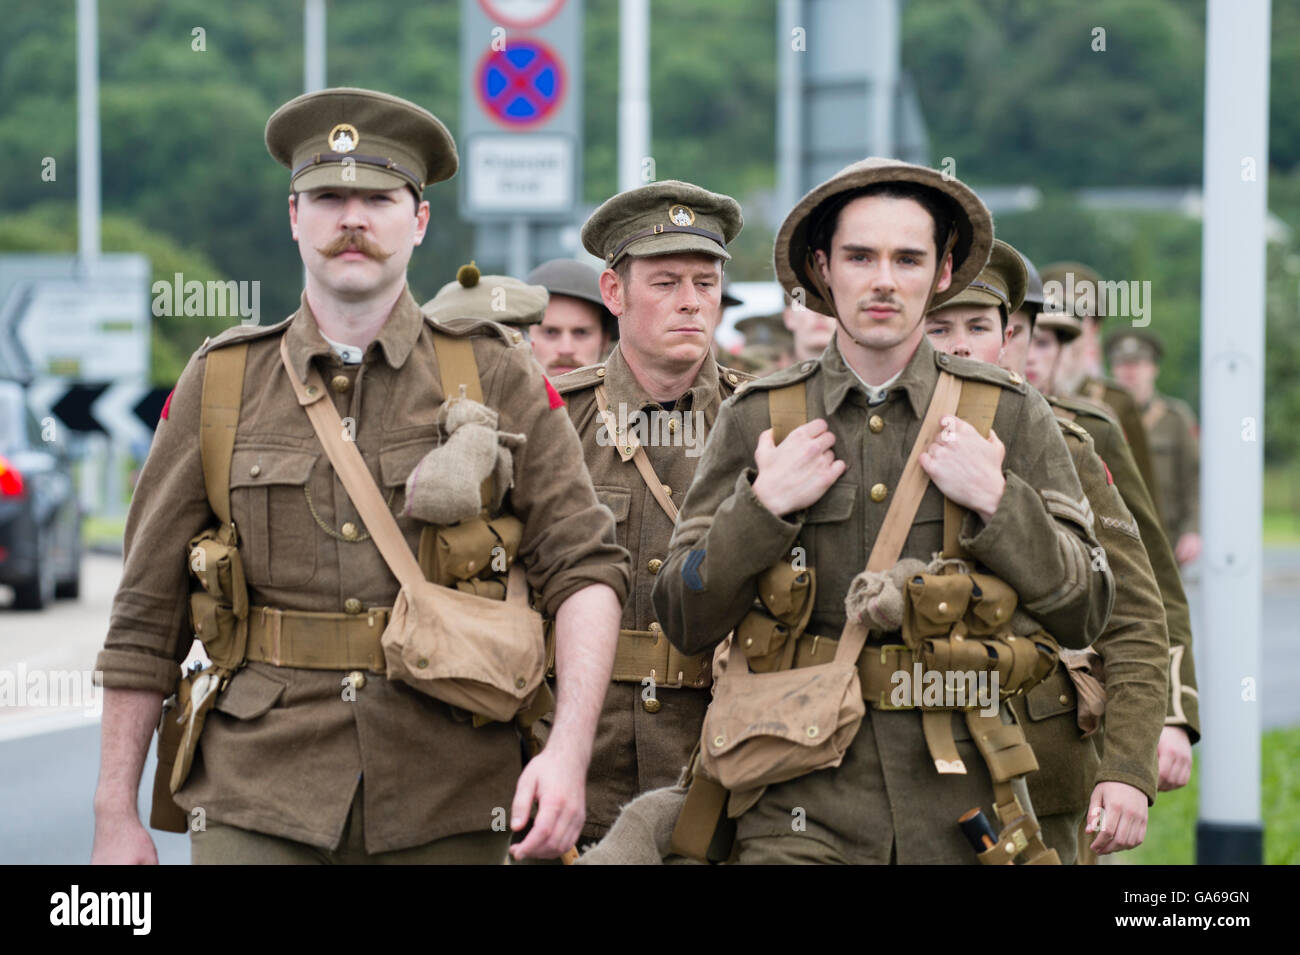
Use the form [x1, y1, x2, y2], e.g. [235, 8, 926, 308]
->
[653, 335, 1115, 864]
[96, 287, 631, 853]
[554, 343, 750, 840]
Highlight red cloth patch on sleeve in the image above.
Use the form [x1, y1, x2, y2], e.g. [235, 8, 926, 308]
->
[544, 376, 564, 410]
[160, 389, 174, 421]
[1102, 460, 1114, 485]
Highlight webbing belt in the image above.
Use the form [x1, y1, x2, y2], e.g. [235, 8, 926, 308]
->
[245, 605, 389, 672]
[610, 626, 710, 688]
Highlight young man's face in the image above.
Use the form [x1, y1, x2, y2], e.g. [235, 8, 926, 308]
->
[1112, 357, 1158, 405]
[1000, 309, 1034, 375]
[530, 295, 609, 377]
[1025, 326, 1063, 390]
[924, 304, 1003, 364]
[814, 194, 952, 353]
[782, 304, 837, 360]
[290, 186, 429, 300]
[600, 253, 723, 369]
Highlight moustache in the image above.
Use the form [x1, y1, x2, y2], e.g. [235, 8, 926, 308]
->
[315, 229, 394, 261]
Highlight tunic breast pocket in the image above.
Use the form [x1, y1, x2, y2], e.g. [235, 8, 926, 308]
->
[803, 482, 857, 617]
[593, 485, 631, 546]
[229, 448, 320, 589]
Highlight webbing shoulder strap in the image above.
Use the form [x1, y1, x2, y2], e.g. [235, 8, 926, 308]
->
[200, 344, 249, 535]
[431, 332, 484, 403]
[593, 384, 678, 522]
[768, 382, 808, 445]
[430, 331, 492, 510]
[942, 380, 1002, 558]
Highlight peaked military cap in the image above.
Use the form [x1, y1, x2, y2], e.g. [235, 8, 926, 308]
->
[421, 263, 548, 327]
[934, 238, 1027, 317]
[1105, 328, 1164, 365]
[735, 311, 794, 348]
[721, 282, 744, 308]
[774, 157, 993, 316]
[1036, 309, 1083, 343]
[266, 87, 458, 196]
[1041, 261, 1105, 320]
[1019, 251, 1045, 314]
[582, 180, 743, 266]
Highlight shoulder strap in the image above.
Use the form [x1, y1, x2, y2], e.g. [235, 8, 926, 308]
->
[942, 380, 1002, 557]
[431, 330, 492, 510]
[768, 382, 808, 445]
[594, 384, 678, 522]
[200, 343, 249, 536]
[431, 331, 484, 403]
[868, 370, 963, 572]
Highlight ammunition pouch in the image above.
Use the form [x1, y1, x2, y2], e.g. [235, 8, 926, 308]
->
[735, 561, 816, 673]
[419, 513, 523, 594]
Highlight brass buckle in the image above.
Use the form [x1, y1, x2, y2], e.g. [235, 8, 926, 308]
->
[873, 643, 913, 710]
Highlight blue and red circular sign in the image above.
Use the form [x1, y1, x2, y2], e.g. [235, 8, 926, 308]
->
[476, 39, 566, 128]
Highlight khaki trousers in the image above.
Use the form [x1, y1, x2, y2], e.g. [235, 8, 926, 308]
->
[190, 782, 510, 865]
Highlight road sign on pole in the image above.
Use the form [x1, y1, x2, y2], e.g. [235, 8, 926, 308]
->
[460, 0, 582, 232]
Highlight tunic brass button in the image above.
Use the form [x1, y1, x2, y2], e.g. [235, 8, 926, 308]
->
[1059, 694, 1070, 705]
[596, 367, 606, 377]
[344, 598, 362, 614]
[648, 558, 663, 575]
[330, 374, 351, 393]
[341, 521, 359, 540]
[249, 464, 261, 477]
[870, 483, 889, 502]
[869, 415, 885, 433]
[643, 697, 662, 714]
[727, 372, 739, 385]
[347, 670, 366, 691]
[649, 621, 662, 635]
[667, 418, 678, 433]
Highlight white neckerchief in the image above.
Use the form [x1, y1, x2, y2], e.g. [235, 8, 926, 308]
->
[847, 364, 903, 406]
[319, 331, 364, 365]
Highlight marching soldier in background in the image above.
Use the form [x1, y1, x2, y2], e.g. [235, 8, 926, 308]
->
[1044, 261, 1160, 506]
[1107, 329, 1202, 566]
[527, 259, 619, 377]
[732, 311, 795, 376]
[552, 180, 752, 847]
[653, 159, 1113, 864]
[783, 295, 838, 363]
[90, 88, 630, 865]
[1028, 299, 1198, 798]
[927, 240, 1168, 863]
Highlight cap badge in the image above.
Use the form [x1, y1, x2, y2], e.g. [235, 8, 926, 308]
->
[669, 204, 695, 226]
[328, 123, 359, 153]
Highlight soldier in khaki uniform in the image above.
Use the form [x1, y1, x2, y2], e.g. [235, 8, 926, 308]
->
[732, 311, 796, 376]
[1106, 329, 1202, 566]
[926, 241, 1167, 862]
[1030, 307, 1198, 795]
[90, 88, 630, 865]
[552, 181, 752, 845]
[652, 159, 1114, 864]
[1044, 262, 1160, 504]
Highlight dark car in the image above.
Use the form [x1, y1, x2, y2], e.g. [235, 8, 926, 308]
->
[0, 380, 82, 609]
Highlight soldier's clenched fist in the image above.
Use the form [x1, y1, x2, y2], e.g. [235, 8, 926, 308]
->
[751, 418, 847, 517]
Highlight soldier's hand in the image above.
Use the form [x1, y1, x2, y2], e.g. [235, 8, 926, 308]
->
[91, 812, 158, 865]
[919, 417, 1006, 524]
[1157, 725, 1193, 791]
[508, 745, 587, 861]
[751, 419, 846, 517]
[1174, 532, 1202, 566]
[1085, 781, 1148, 854]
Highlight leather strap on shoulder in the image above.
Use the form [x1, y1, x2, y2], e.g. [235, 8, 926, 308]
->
[200, 343, 249, 535]
[943, 380, 1002, 558]
[768, 382, 808, 445]
[594, 384, 679, 522]
[431, 332, 484, 403]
